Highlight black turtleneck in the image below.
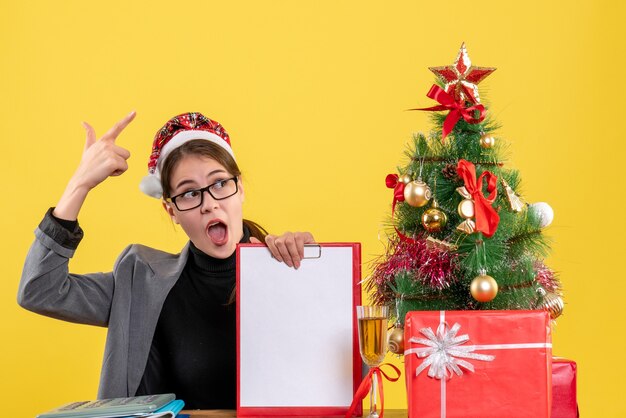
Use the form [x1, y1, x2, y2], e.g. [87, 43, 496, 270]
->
[136, 225, 250, 409]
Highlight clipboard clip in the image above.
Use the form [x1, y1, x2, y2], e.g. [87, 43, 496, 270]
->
[303, 244, 322, 259]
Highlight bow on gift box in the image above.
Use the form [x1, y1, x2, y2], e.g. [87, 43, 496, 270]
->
[408, 322, 495, 379]
[456, 159, 500, 238]
[411, 85, 486, 140]
[385, 174, 406, 215]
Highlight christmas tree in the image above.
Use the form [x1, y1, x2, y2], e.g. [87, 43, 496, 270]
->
[368, 44, 563, 352]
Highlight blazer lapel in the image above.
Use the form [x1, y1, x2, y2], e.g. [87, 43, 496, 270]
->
[126, 242, 190, 395]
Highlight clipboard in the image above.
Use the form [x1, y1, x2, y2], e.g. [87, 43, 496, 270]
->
[236, 243, 362, 417]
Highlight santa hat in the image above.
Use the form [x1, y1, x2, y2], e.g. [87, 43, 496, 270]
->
[140, 112, 235, 198]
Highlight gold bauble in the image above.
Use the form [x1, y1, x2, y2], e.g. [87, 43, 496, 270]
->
[470, 274, 498, 302]
[388, 326, 405, 354]
[457, 198, 475, 219]
[422, 205, 448, 233]
[399, 173, 412, 184]
[404, 179, 432, 207]
[542, 291, 564, 319]
[479, 133, 496, 148]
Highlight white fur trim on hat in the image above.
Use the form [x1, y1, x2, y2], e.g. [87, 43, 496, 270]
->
[139, 173, 164, 199]
[159, 130, 235, 169]
[139, 130, 236, 199]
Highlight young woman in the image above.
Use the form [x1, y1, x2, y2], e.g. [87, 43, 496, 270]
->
[18, 111, 314, 409]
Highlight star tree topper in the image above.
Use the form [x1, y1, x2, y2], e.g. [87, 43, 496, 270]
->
[429, 43, 496, 104]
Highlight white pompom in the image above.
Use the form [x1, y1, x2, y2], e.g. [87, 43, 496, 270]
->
[529, 202, 554, 228]
[139, 174, 164, 199]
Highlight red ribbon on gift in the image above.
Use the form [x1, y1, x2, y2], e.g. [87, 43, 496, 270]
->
[345, 363, 401, 418]
[457, 159, 500, 238]
[411, 85, 486, 140]
[385, 174, 406, 215]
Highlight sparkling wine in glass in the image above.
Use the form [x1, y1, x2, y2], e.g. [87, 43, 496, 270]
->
[356, 305, 388, 418]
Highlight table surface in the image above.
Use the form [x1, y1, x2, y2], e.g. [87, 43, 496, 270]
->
[181, 410, 407, 418]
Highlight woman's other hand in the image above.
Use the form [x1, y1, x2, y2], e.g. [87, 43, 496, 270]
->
[254, 232, 315, 269]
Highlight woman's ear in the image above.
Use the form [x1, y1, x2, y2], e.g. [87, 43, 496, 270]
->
[238, 176, 245, 203]
[162, 201, 180, 224]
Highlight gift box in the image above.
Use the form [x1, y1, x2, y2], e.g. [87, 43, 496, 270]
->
[404, 310, 552, 418]
[552, 357, 579, 418]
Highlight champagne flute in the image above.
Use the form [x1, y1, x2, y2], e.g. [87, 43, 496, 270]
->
[356, 305, 388, 418]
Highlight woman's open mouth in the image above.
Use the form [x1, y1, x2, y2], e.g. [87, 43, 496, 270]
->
[207, 220, 229, 246]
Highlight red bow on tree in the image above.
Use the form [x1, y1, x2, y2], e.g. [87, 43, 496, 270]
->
[385, 174, 406, 215]
[411, 85, 486, 140]
[457, 159, 500, 237]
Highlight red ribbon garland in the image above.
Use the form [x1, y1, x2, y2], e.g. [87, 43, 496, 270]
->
[345, 363, 401, 418]
[385, 174, 406, 215]
[411, 85, 486, 140]
[456, 159, 500, 238]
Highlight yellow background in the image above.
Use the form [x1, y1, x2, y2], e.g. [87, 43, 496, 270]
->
[1, 1, 623, 416]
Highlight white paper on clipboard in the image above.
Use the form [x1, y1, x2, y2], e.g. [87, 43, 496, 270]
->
[237, 243, 361, 412]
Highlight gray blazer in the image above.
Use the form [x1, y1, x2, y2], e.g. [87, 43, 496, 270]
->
[18, 216, 190, 398]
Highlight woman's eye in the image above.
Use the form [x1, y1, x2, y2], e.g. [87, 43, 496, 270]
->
[213, 180, 227, 189]
[182, 190, 200, 199]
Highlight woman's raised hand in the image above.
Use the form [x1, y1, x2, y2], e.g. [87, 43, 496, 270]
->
[262, 231, 316, 269]
[75, 111, 136, 189]
[53, 111, 136, 221]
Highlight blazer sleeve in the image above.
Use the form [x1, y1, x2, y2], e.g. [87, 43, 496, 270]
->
[17, 209, 130, 327]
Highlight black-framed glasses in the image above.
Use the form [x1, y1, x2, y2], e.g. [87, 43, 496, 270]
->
[166, 177, 239, 211]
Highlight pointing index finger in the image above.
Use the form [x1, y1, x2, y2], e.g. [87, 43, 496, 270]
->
[101, 111, 137, 142]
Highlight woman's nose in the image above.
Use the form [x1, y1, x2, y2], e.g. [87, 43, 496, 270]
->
[200, 190, 219, 212]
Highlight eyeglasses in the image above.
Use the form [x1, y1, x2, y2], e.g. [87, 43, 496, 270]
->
[166, 177, 239, 211]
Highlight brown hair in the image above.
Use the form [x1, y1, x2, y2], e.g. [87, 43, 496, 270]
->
[160, 139, 268, 242]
